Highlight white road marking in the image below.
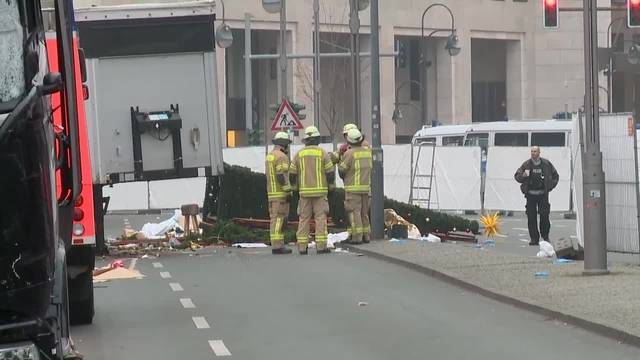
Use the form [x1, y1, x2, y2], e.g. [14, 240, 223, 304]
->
[495, 234, 508, 238]
[554, 224, 566, 228]
[152, 262, 163, 268]
[169, 283, 183, 292]
[192, 316, 210, 329]
[570, 235, 578, 239]
[209, 340, 232, 356]
[513, 227, 529, 232]
[520, 239, 530, 243]
[180, 298, 196, 309]
[128, 258, 137, 270]
[160, 271, 172, 279]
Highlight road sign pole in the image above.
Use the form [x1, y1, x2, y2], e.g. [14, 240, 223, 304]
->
[582, 0, 609, 275]
[370, 0, 384, 240]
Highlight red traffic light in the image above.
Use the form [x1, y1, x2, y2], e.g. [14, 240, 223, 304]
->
[543, 0, 559, 28]
[629, 0, 640, 28]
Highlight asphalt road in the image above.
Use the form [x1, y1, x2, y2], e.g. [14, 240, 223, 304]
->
[72, 246, 639, 359]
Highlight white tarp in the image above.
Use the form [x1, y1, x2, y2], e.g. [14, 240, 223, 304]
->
[148, 178, 206, 209]
[574, 114, 640, 253]
[484, 147, 571, 212]
[383, 144, 412, 203]
[103, 182, 149, 210]
[411, 146, 482, 210]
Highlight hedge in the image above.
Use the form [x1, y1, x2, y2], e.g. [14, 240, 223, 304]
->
[203, 164, 479, 236]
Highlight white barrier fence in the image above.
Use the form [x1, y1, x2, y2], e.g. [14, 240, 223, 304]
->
[484, 147, 572, 212]
[573, 113, 640, 253]
[103, 143, 572, 212]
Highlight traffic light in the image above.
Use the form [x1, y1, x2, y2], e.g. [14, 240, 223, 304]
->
[396, 41, 406, 68]
[543, 0, 558, 29]
[629, 0, 640, 28]
[291, 102, 306, 121]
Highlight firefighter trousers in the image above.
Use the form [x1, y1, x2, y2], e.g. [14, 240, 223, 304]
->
[345, 192, 370, 242]
[269, 199, 289, 249]
[297, 196, 329, 252]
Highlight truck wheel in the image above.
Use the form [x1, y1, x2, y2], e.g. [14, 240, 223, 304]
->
[69, 270, 94, 325]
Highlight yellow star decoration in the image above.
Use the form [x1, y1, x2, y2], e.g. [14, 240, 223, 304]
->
[480, 212, 501, 239]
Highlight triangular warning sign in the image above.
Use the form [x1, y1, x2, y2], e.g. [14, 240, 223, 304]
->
[271, 99, 304, 131]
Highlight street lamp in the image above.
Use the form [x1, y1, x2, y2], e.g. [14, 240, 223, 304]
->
[393, 80, 425, 125]
[445, 32, 461, 56]
[420, 3, 460, 126]
[262, 0, 288, 101]
[262, 0, 281, 14]
[349, 0, 370, 127]
[628, 44, 640, 65]
[215, 0, 233, 49]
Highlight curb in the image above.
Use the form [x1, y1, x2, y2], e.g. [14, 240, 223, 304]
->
[344, 244, 640, 348]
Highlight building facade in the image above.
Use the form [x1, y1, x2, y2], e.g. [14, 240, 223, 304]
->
[72, 0, 614, 145]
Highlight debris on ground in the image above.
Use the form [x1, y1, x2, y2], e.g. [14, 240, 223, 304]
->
[534, 271, 550, 278]
[384, 209, 421, 239]
[93, 267, 144, 282]
[554, 258, 576, 264]
[537, 240, 556, 258]
[233, 217, 337, 230]
[358, 301, 368, 307]
[389, 238, 407, 244]
[232, 243, 269, 248]
[328, 232, 349, 248]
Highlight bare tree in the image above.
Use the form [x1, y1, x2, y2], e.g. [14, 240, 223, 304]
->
[294, 3, 370, 146]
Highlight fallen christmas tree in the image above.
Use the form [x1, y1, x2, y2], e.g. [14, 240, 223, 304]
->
[202, 163, 479, 242]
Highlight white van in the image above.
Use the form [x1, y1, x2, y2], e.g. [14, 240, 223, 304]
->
[412, 120, 573, 149]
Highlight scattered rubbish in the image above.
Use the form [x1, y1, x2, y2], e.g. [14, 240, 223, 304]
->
[554, 258, 576, 264]
[232, 243, 269, 248]
[140, 254, 151, 259]
[334, 248, 350, 254]
[421, 233, 441, 243]
[389, 238, 407, 244]
[358, 301, 368, 307]
[384, 209, 421, 239]
[483, 239, 496, 247]
[356, 253, 364, 257]
[140, 210, 185, 239]
[123, 244, 138, 249]
[536, 240, 556, 258]
[534, 271, 549, 278]
[94, 267, 144, 282]
[110, 260, 125, 268]
[328, 232, 349, 249]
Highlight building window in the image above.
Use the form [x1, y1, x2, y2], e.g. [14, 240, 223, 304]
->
[531, 132, 565, 147]
[494, 133, 528, 146]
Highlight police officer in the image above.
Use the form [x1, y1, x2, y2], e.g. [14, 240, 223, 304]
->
[290, 126, 335, 254]
[339, 128, 372, 244]
[266, 132, 293, 254]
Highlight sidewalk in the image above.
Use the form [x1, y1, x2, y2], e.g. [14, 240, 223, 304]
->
[346, 240, 640, 346]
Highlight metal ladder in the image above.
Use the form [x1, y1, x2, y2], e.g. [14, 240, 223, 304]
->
[409, 140, 437, 209]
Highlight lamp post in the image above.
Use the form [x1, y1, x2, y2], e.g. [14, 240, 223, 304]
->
[215, 0, 233, 49]
[606, 17, 625, 113]
[393, 80, 425, 124]
[349, 0, 370, 127]
[262, 0, 288, 101]
[420, 3, 460, 126]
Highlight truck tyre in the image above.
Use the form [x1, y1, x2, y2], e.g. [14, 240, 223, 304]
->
[69, 270, 94, 325]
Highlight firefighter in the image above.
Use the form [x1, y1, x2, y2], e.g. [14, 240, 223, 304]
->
[266, 132, 293, 255]
[290, 126, 335, 254]
[339, 128, 372, 244]
[330, 123, 371, 164]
